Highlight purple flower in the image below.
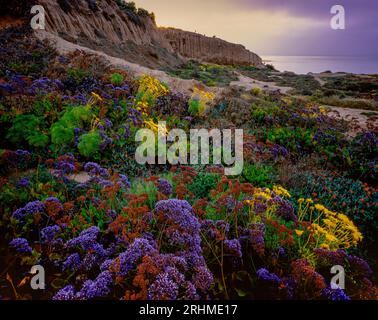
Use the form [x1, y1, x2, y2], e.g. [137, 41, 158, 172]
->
[321, 286, 350, 301]
[148, 272, 179, 300]
[157, 179, 172, 196]
[76, 271, 113, 300]
[155, 200, 201, 249]
[110, 238, 157, 276]
[9, 238, 32, 254]
[52, 285, 76, 300]
[256, 268, 281, 283]
[271, 144, 289, 159]
[12, 200, 45, 220]
[63, 253, 81, 272]
[192, 266, 214, 292]
[65, 226, 100, 250]
[117, 174, 131, 189]
[224, 239, 242, 258]
[84, 162, 109, 178]
[17, 177, 30, 188]
[41, 225, 61, 244]
[347, 255, 373, 277]
[181, 281, 200, 300]
[273, 197, 297, 222]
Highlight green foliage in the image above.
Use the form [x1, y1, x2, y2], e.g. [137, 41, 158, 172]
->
[110, 73, 124, 86]
[169, 60, 238, 87]
[67, 68, 89, 82]
[6, 115, 49, 148]
[78, 131, 101, 158]
[242, 163, 274, 187]
[188, 172, 220, 199]
[265, 127, 314, 153]
[188, 99, 201, 116]
[51, 106, 92, 146]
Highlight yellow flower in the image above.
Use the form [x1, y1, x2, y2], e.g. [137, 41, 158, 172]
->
[320, 243, 330, 250]
[314, 203, 325, 211]
[295, 230, 304, 237]
[298, 198, 305, 204]
[273, 185, 291, 198]
[91, 92, 103, 101]
[306, 198, 313, 204]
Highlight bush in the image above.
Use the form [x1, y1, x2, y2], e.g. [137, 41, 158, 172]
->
[78, 131, 102, 158]
[188, 172, 220, 199]
[242, 163, 274, 187]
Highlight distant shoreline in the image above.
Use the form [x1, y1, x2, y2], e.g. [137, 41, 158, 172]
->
[261, 55, 378, 75]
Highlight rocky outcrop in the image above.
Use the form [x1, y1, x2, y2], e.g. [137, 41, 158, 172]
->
[2, 0, 262, 68]
[160, 27, 263, 66]
[35, 0, 183, 68]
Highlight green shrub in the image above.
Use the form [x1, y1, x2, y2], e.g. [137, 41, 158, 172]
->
[78, 131, 101, 158]
[188, 172, 220, 199]
[51, 106, 92, 146]
[110, 73, 124, 86]
[242, 163, 274, 187]
[6, 115, 49, 148]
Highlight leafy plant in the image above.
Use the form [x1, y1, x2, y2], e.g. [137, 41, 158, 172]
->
[7, 115, 49, 148]
[77, 131, 102, 158]
[242, 163, 274, 187]
[110, 73, 124, 86]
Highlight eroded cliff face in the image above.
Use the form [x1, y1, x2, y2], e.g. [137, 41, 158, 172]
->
[1, 0, 262, 69]
[160, 28, 263, 67]
[36, 0, 182, 68]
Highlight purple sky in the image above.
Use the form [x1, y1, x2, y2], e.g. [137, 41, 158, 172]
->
[240, 0, 378, 55]
[137, 0, 378, 56]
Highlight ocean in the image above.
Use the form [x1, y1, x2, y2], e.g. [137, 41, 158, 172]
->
[261, 55, 378, 75]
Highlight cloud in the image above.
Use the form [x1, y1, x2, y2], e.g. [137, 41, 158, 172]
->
[134, 0, 378, 55]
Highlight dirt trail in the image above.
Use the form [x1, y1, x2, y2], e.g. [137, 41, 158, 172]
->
[230, 73, 293, 94]
[326, 105, 378, 136]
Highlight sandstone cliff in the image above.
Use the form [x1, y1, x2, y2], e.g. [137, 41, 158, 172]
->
[34, 0, 182, 68]
[1, 0, 263, 69]
[160, 27, 263, 66]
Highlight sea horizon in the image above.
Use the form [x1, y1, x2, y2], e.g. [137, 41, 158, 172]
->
[261, 55, 378, 75]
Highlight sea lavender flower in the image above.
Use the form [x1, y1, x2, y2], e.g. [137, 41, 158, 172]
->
[347, 255, 373, 277]
[63, 253, 81, 272]
[256, 268, 281, 283]
[117, 174, 131, 189]
[84, 162, 109, 178]
[52, 285, 76, 300]
[273, 197, 297, 222]
[157, 179, 172, 196]
[181, 281, 200, 300]
[17, 177, 30, 188]
[271, 144, 289, 159]
[192, 266, 214, 292]
[9, 238, 32, 254]
[65, 226, 100, 250]
[321, 286, 350, 301]
[41, 225, 61, 244]
[118, 238, 157, 275]
[12, 200, 45, 220]
[155, 200, 201, 249]
[224, 239, 242, 258]
[15, 149, 31, 157]
[148, 272, 179, 300]
[76, 271, 113, 300]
